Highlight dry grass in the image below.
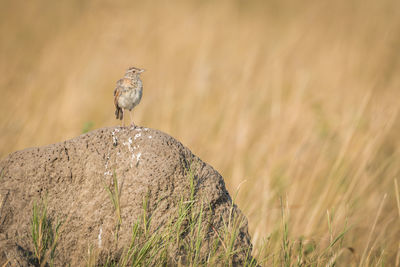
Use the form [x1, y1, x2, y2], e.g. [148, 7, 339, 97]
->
[1, 0, 400, 265]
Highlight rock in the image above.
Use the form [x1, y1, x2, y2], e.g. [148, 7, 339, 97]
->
[0, 126, 253, 266]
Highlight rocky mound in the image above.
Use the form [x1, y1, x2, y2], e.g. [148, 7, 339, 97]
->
[0, 126, 253, 266]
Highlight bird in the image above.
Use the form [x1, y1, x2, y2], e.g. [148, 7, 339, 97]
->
[114, 67, 144, 127]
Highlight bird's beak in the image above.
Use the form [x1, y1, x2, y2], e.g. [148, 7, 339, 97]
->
[139, 69, 145, 73]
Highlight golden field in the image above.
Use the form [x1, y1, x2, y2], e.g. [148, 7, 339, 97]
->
[1, 0, 400, 265]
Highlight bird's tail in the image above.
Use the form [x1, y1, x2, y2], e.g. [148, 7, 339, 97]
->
[115, 107, 123, 120]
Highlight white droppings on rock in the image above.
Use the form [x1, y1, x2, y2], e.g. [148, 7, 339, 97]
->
[148, 136, 152, 139]
[104, 154, 111, 177]
[111, 128, 120, 146]
[144, 128, 149, 131]
[104, 155, 110, 168]
[98, 226, 103, 248]
[122, 138, 134, 152]
[109, 128, 143, 170]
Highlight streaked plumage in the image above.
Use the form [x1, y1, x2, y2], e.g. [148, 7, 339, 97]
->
[114, 67, 144, 126]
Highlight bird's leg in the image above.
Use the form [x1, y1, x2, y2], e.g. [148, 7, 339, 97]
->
[129, 110, 136, 129]
[123, 109, 126, 128]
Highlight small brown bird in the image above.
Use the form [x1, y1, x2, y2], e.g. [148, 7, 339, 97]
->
[114, 67, 144, 127]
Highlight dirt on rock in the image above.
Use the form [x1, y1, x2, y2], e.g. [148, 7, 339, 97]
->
[0, 126, 253, 266]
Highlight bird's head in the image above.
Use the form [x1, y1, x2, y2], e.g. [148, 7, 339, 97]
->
[125, 67, 145, 77]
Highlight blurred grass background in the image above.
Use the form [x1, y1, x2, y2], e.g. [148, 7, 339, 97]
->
[1, 0, 400, 265]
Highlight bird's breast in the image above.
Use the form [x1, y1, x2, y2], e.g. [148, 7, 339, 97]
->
[117, 87, 143, 110]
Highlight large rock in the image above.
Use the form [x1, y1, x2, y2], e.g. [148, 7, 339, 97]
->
[0, 126, 253, 266]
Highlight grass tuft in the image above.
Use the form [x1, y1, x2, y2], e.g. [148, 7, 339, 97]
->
[31, 199, 62, 267]
[104, 171, 123, 242]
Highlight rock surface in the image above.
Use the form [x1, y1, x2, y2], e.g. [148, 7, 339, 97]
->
[0, 126, 253, 266]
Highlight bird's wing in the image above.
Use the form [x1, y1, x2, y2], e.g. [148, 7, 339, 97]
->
[114, 79, 124, 107]
[114, 79, 123, 96]
[114, 89, 121, 108]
